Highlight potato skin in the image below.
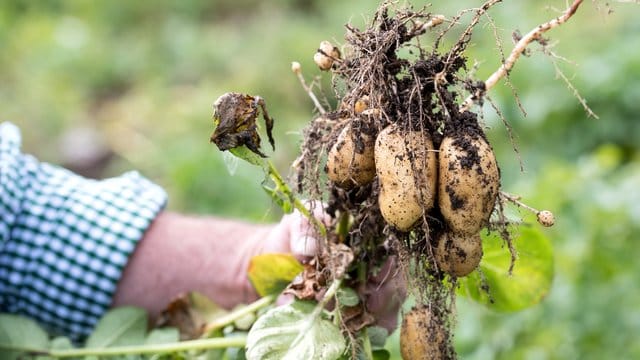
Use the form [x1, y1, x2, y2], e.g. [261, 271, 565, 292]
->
[375, 124, 437, 231]
[400, 306, 447, 360]
[314, 40, 340, 71]
[326, 122, 376, 188]
[435, 231, 483, 277]
[438, 133, 499, 234]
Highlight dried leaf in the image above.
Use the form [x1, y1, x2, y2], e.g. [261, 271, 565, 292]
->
[156, 292, 227, 340]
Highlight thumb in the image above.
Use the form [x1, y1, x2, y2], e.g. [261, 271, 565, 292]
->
[288, 212, 320, 258]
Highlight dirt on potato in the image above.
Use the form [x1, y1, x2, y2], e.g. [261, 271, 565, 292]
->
[292, 3, 514, 359]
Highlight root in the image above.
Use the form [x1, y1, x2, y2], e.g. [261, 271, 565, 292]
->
[460, 0, 586, 112]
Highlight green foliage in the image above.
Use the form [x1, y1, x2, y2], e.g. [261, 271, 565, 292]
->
[0, 307, 251, 359]
[246, 300, 346, 360]
[337, 287, 361, 307]
[145, 328, 180, 345]
[0, 314, 49, 360]
[454, 148, 640, 360]
[229, 146, 267, 168]
[86, 306, 148, 348]
[1, 0, 640, 359]
[460, 227, 554, 312]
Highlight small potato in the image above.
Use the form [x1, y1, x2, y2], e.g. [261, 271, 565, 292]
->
[314, 52, 333, 71]
[434, 231, 483, 277]
[314, 40, 340, 71]
[375, 124, 437, 231]
[319, 40, 341, 59]
[438, 133, 499, 235]
[400, 306, 447, 360]
[537, 210, 555, 227]
[326, 122, 376, 188]
[354, 95, 370, 114]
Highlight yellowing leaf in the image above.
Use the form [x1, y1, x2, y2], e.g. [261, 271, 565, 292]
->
[459, 226, 554, 312]
[248, 253, 304, 297]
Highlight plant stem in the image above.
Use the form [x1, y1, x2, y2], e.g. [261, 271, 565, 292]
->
[500, 191, 539, 214]
[316, 278, 343, 316]
[459, 0, 585, 112]
[202, 295, 275, 337]
[336, 211, 351, 243]
[361, 327, 374, 360]
[267, 160, 327, 238]
[2, 336, 247, 358]
[291, 63, 327, 115]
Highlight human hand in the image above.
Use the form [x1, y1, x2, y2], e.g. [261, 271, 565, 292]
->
[256, 203, 406, 332]
[258, 201, 329, 260]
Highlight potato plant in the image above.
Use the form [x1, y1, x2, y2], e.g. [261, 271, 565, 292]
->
[0, 1, 604, 360]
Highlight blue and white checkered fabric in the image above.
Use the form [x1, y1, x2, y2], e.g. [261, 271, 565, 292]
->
[0, 122, 167, 341]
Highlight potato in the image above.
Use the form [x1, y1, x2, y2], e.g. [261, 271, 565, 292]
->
[438, 133, 499, 234]
[314, 52, 333, 71]
[375, 124, 437, 231]
[537, 210, 555, 227]
[434, 231, 483, 277]
[400, 306, 447, 360]
[326, 122, 376, 188]
[314, 40, 340, 71]
[354, 95, 370, 114]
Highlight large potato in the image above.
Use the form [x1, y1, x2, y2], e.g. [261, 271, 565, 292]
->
[438, 133, 499, 234]
[326, 122, 376, 188]
[400, 306, 447, 360]
[375, 124, 437, 231]
[434, 231, 483, 277]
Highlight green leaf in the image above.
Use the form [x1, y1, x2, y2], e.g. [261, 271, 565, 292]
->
[230, 304, 257, 330]
[337, 287, 360, 307]
[459, 226, 554, 311]
[229, 146, 266, 168]
[188, 291, 229, 325]
[50, 336, 74, 350]
[372, 349, 391, 360]
[261, 184, 294, 214]
[198, 329, 225, 360]
[246, 300, 346, 360]
[248, 253, 304, 297]
[223, 332, 248, 360]
[86, 307, 148, 348]
[366, 326, 389, 350]
[145, 328, 180, 344]
[0, 314, 49, 360]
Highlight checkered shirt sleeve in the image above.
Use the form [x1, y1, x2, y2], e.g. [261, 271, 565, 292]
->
[0, 122, 168, 340]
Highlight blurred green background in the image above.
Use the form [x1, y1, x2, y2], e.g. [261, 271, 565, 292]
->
[1, 0, 639, 358]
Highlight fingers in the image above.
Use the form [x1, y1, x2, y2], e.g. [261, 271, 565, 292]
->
[287, 207, 319, 257]
[287, 200, 330, 260]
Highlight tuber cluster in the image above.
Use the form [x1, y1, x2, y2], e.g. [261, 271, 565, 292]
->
[295, 8, 555, 357]
[325, 105, 500, 277]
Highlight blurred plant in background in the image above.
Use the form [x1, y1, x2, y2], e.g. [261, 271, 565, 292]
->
[1, 0, 639, 358]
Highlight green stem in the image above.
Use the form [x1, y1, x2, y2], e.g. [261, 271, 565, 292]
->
[361, 327, 374, 360]
[266, 160, 327, 237]
[202, 295, 275, 337]
[336, 211, 351, 242]
[2, 336, 247, 358]
[357, 263, 367, 284]
[316, 278, 343, 316]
